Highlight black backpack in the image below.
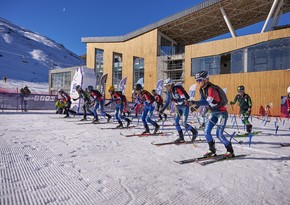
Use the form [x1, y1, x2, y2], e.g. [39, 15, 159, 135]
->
[173, 85, 190, 100]
[200, 83, 228, 108]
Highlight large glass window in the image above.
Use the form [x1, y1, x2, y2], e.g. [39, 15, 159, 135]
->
[112, 53, 122, 88]
[95, 49, 104, 87]
[191, 37, 290, 76]
[191, 56, 220, 76]
[51, 72, 71, 90]
[133, 57, 144, 87]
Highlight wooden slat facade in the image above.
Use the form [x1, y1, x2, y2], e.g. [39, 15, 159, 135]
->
[86, 29, 158, 98]
[185, 28, 290, 116]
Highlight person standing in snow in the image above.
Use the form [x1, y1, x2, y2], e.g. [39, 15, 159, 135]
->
[73, 85, 93, 121]
[152, 89, 167, 122]
[87, 85, 111, 123]
[230, 85, 253, 134]
[20, 85, 31, 111]
[190, 70, 234, 158]
[106, 86, 131, 128]
[134, 84, 160, 134]
[160, 78, 198, 143]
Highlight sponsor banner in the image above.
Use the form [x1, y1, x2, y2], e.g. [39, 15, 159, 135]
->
[0, 93, 57, 110]
[118, 77, 127, 94]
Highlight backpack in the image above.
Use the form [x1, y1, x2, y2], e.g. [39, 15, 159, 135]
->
[116, 91, 126, 102]
[200, 83, 228, 108]
[173, 85, 190, 100]
[212, 85, 228, 107]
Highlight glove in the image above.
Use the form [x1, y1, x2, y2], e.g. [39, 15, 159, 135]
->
[130, 107, 135, 111]
[159, 110, 164, 114]
[230, 101, 234, 105]
[190, 107, 196, 112]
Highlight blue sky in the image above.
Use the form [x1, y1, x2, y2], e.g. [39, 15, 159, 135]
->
[1, 0, 290, 56]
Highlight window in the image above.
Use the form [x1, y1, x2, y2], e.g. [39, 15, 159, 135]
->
[51, 72, 71, 90]
[112, 53, 122, 88]
[133, 57, 144, 87]
[95, 49, 104, 87]
[191, 56, 220, 76]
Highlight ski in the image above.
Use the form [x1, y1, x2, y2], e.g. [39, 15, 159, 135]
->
[174, 154, 225, 164]
[235, 131, 262, 138]
[152, 138, 206, 146]
[280, 143, 290, 147]
[120, 132, 173, 137]
[196, 154, 247, 166]
[76, 122, 107, 125]
[100, 125, 136, 130]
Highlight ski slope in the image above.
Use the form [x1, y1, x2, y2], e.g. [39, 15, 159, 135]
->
[0, 111, 290, 205]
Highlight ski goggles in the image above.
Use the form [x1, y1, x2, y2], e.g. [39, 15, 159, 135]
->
[196, 79, 203, 83]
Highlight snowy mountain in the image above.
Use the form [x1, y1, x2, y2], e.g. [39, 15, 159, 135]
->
[0, 17, 85, 83]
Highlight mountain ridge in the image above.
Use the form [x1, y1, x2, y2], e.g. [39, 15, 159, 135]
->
[0, 17, 85, 83]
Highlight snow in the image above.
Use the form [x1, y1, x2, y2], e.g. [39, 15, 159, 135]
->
[0, 17, 85, 83]
[0, 111, 290, 205]
[0, 79, 48, 94]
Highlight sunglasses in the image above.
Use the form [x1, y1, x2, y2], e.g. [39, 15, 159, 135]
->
[196, 79, 203, 83]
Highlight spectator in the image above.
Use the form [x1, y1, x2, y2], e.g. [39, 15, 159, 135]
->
[20, 85, 31, 111]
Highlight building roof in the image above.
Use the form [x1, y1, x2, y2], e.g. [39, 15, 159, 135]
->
[81, 0, 290, 45]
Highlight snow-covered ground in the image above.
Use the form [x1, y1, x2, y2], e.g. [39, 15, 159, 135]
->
[0, 111, 290, 205]
[0, 79, 49, 94]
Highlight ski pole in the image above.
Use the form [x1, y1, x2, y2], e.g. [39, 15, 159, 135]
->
[231, 105, 240, 133]
[191, 106, 243, 144]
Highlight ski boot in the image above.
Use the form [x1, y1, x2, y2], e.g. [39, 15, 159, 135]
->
[80, 117, 87, 121]
[125, 118, 131, 127]
[246, 124, 252, 133]
[116, 121, 123, 128]
[204, 141, 216, 157]
[142, 125, 150, 134]
[191, 128, 198, 142]
[164, 114, 167, 121]
[174, 130, 185, 143]
[224, 143, 235, 158]
[153, 124, 160, 134]
[106, 114, 112, 123]
[92, 118, 99, 124]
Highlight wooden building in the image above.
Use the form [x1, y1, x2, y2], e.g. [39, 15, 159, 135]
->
[82, 0, 290, 116]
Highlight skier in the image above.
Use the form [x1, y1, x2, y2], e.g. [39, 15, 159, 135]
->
[73, 85, 94, 121]
[134, 84, 160, 134]
[190, 70, 234, 157]
[87, 85, 112, 123]
[55, 99, 65, 114]
[160, 78, 198, 143]
[131, 90, 144, 118]
[287, 86, 290, 115]
[152, 89, 167, 122]
[58, 89, 75, 118]
[106, 86, 131, 128]
[20, 85, 31, 111]
[230, 85, 253, 134]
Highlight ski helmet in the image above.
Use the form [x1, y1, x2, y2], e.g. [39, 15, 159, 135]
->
[87, 85, 94, 90]
[135, 84, 143, 91]
[164, 78, 174, 86]
[58, 88, 64, 93]
[237, 85, 245, 92]
[108, 86, 115, 92]
[195, 70, 209, 81]
[75, 85, 82, 91]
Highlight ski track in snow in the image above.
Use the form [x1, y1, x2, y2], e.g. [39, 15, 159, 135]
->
[0, 111, 290, 205]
